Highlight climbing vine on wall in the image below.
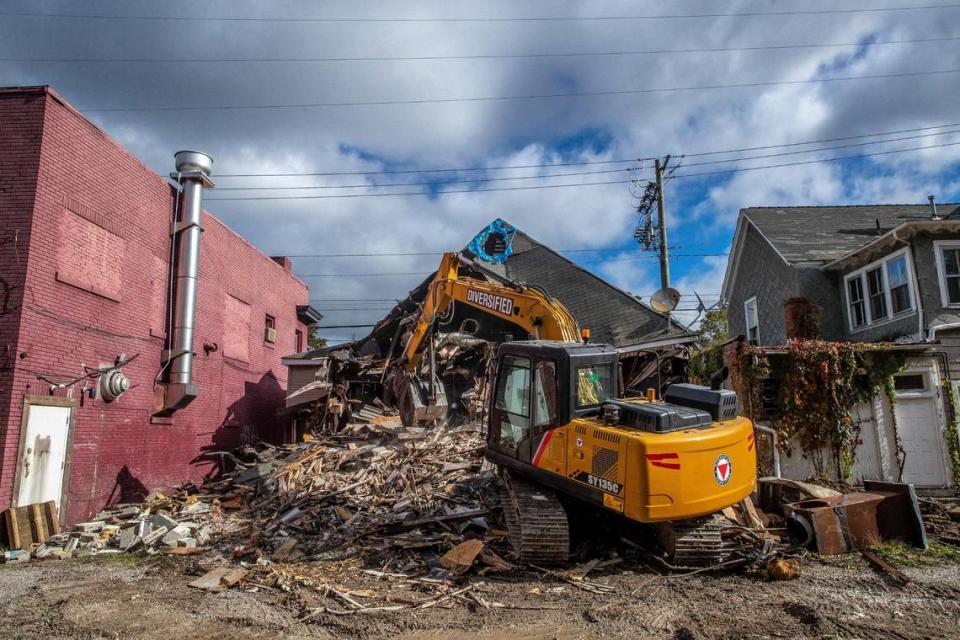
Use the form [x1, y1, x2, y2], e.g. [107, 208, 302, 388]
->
[883, 375, 906, 481]
[942, 380, 960, 487]
[728, 339, 906, 478]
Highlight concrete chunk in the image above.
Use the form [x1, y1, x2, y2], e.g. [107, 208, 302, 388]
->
[161, 524, 191, 546]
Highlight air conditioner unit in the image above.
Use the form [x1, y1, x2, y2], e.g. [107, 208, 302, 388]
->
[265, 327, 277, 344]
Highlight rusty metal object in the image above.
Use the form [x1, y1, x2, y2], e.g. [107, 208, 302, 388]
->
[786, 482, 927, 555]
[863, 481, 928, 550]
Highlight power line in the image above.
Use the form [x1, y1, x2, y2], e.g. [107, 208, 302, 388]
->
[295, 257, 727, 276]
[214, 166, 639, 191]
[678, 122, 960, 158]
[284, 242, 720, 258]
[678, 128, 960, 169]
[83, 68, 960, 113]
[212, 122, 960, 178]
[205, 140, 960, 201]
[6, 36, 958, 64]
[316, 324, 379, 329]
[211, 128, 960, 192]
[4, 5, 958, 22]
[674, 140, 960, 179]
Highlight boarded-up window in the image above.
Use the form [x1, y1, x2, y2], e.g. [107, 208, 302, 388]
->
[223, 295, 251, 362]
[56, 209, 125, 301]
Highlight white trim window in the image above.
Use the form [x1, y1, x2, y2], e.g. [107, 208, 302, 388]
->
[843, 247, 917, 332]
[934, 240, 960, 307]
[744, 296, 760, 345]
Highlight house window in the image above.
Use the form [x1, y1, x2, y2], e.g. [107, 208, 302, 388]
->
[935, 241, 960, 306]
[295, 329, 304, 353]
[867, 267, 887, 321]
[893, 373, 926, 392]
[843, 247, 916, 332]
[744, 297, 759, 345]
[264, 314, 277, 343]
[887, 254, 911, 315]
[847, 277, 867, 328]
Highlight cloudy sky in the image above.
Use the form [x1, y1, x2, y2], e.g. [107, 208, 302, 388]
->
[3, 1, 960, 342]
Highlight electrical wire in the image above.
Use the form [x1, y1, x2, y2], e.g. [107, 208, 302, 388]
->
[204, 140, 960, 201]
[212, 122, 960, 177]
[6, 36, 958, 64]
[294, 254, 727, 276]
[83, 68, 960, 112]
[287, 243, 716, 258]
[213, 166, 639, 191]
[673, 139, 960, 179]
[4, 5, 958, 22]
[210, 127, 960, 192]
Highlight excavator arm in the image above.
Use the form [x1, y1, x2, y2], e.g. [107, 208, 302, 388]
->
[393, 252, 582, 425]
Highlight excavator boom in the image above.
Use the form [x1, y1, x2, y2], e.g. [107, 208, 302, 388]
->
[392, 252, 581, 426]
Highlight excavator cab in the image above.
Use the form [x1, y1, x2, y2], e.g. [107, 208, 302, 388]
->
[486, 341, 619, 466]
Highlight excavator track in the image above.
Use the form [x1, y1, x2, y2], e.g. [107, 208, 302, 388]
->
[655, 514, 733, 567]
[499, 470, 570, 566]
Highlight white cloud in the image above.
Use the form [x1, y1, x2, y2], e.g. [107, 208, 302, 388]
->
[2, 0, 959, 339]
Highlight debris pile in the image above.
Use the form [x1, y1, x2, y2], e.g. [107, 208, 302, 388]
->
[216, 419, 497, 572]
[4, 493, 216, 562]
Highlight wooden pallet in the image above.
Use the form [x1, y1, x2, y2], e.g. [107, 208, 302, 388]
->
[2, 501, 60, 549]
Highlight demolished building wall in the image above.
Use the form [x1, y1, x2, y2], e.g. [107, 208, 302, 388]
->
[284, 220, 697, 427]
[0, 87, 311, 525]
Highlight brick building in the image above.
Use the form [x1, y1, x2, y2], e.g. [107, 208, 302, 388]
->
[0, 86, 316, 525]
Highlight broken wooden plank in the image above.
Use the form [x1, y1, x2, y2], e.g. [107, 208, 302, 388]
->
[862, 549, 909, 585]
[439, 539, 484, 575]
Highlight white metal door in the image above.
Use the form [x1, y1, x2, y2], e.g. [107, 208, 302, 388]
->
[16, 404, 72, 508]
[850, 401, 883, 482]
[894, 371, 949, 487]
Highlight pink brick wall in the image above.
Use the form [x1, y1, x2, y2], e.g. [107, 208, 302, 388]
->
[0, 87, 309, 524]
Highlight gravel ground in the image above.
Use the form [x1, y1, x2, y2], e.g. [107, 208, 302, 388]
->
[2, 552, 959, 639]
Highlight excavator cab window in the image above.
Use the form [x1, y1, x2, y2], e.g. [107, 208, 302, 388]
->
[576, 364, 614, 409]
[493, 355, 532, 450]
[533, 360, 559, 430]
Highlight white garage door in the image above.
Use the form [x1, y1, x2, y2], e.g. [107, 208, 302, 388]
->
[893, 372, 948, 488]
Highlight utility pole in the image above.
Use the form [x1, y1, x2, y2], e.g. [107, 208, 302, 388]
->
[654, 157, 670, 289]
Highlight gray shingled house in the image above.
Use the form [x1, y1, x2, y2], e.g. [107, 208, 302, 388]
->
[722, 201, 960, 489]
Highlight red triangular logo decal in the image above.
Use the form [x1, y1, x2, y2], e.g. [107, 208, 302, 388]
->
[718, 463, 728, 478]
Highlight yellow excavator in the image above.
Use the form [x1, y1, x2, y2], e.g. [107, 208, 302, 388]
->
[391, 252, 757, 565]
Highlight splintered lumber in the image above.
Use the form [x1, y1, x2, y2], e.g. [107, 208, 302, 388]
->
[862, 549, 910, 585]
[189, 567, 249, 591]
[273, 538, 299, 562]
[440, 539, 485, 575]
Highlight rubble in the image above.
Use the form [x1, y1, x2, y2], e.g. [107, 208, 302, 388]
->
[4, 406, 955, 615]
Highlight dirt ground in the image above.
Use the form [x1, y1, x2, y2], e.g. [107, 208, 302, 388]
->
[2, 551, 960, 640]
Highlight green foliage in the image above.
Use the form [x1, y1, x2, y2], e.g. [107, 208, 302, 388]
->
[869, 541, 960, 566]
[728, 339, 906, 478]
[307, 326, 327, 351]
[686, 308, 729, 386]
[942, 381, 960, 487]
[698, 308, 729, 346]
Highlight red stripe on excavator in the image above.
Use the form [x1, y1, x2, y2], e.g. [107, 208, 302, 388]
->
[532, 430, 554, 466]
[748, 432, 756, 451]
[646, 452, 680, 470]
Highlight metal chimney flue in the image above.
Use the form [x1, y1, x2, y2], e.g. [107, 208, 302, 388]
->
[929, 195, 941, 220]
[156, 150, 214, 415]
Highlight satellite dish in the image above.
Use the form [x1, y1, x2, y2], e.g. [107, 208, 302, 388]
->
[650, 287, 681, 313]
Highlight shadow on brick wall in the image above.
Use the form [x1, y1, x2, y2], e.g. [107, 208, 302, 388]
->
[194, 371, 285, 480]
[108, 464, 149, 504]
